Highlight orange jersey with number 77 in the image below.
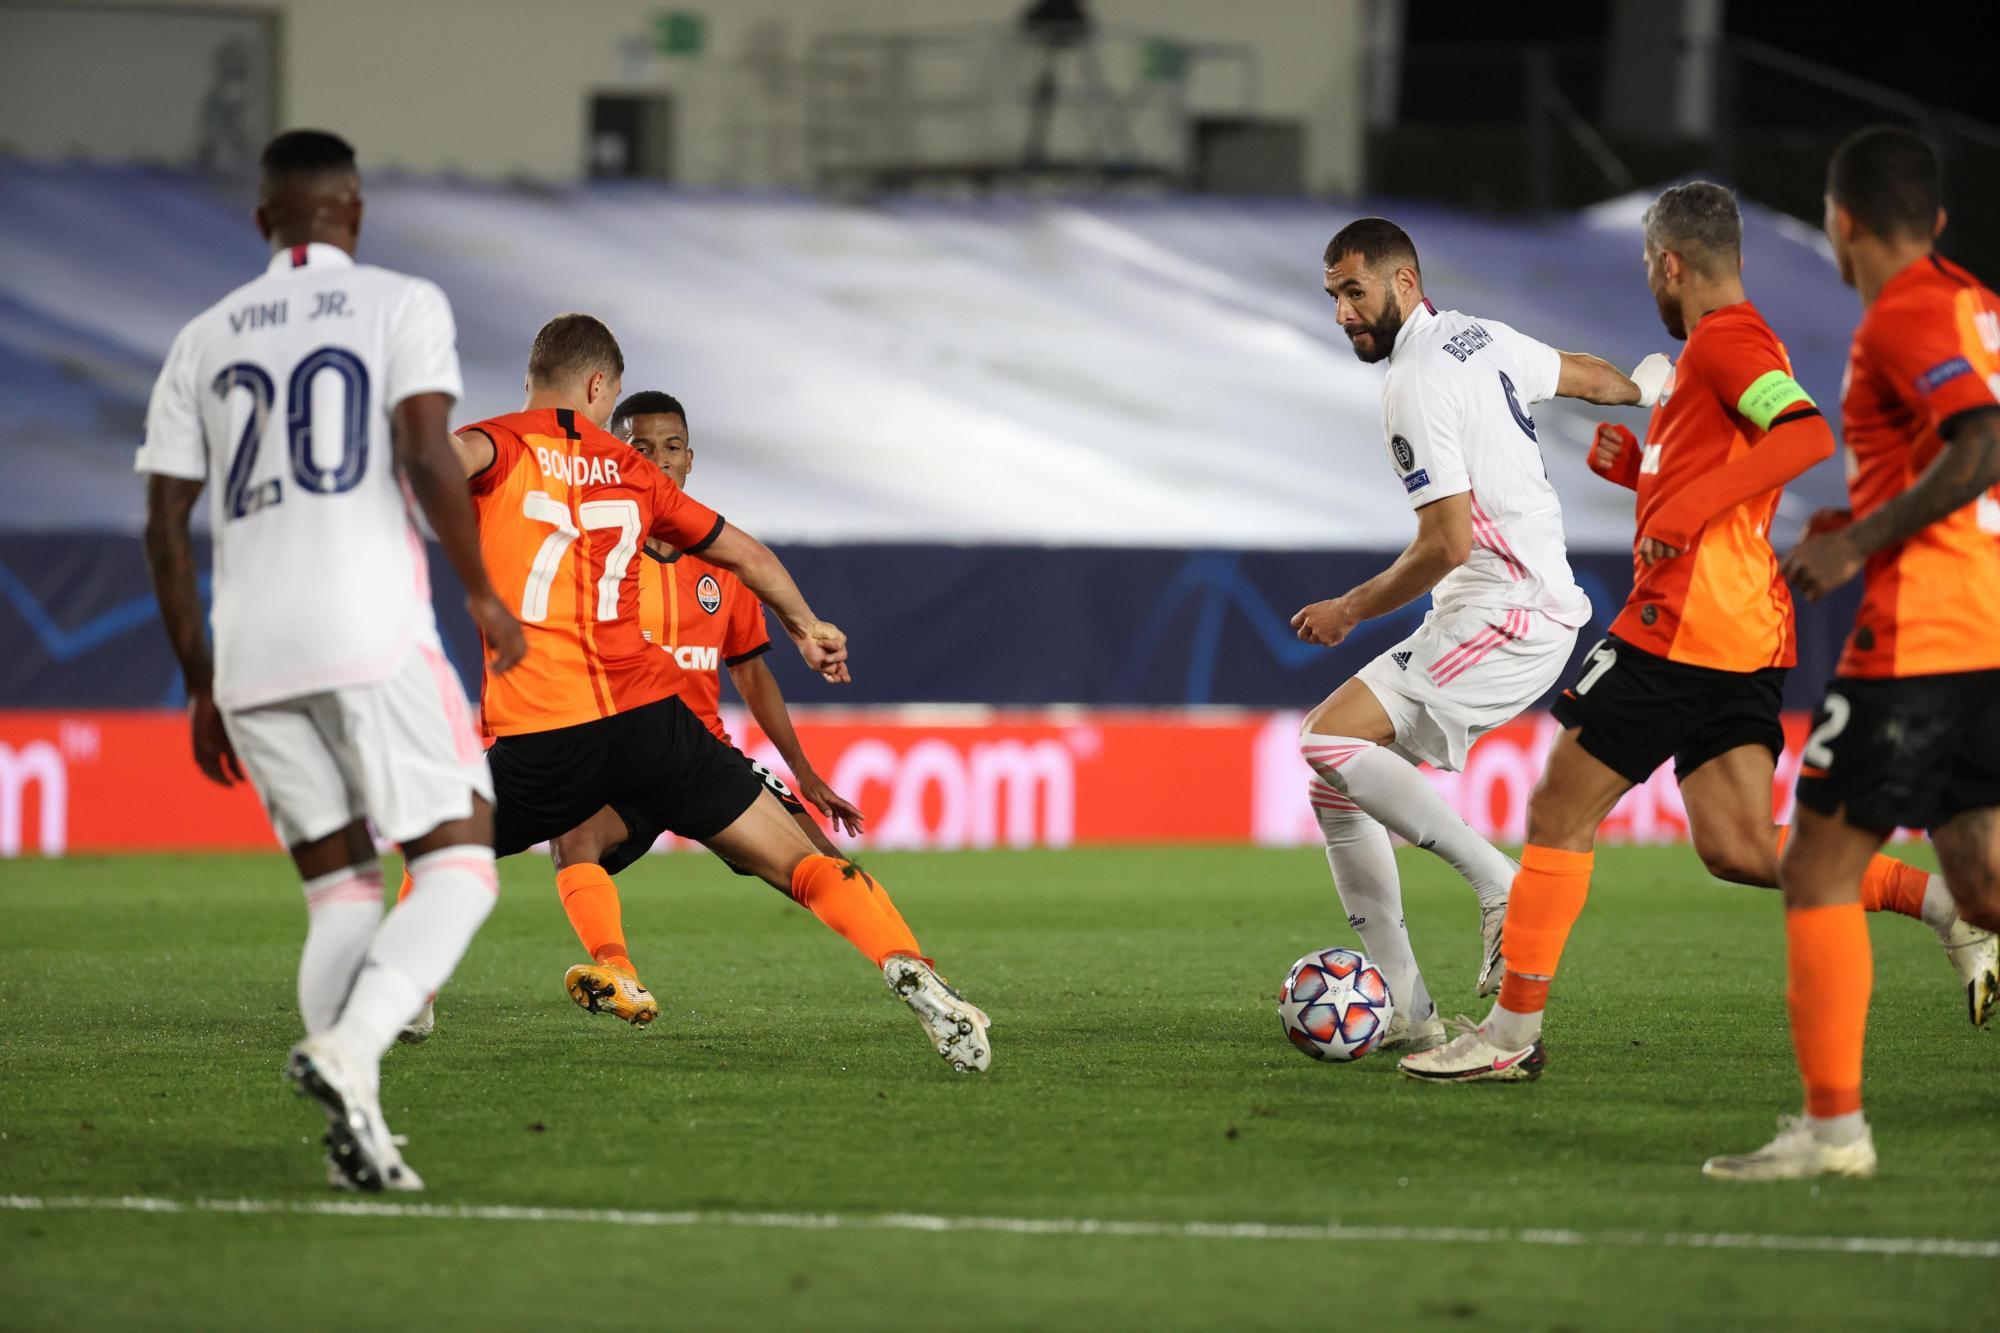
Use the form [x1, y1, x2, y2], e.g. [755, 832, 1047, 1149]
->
[462, 407, 726, 736]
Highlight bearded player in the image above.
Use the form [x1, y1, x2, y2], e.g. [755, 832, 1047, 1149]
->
[1403, 180, 1996, 1086]
[541, 389, 868, 1025]
[440, 316, 989, 1072]
[1706, 129, 2000, 1179]
[1295, 217, 1668, 1051]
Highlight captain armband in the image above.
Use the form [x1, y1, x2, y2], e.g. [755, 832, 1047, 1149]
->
[1735, 370, 1815, 431]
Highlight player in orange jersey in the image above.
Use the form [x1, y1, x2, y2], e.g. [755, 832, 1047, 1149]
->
[541, 389, 866, 1023]
[1705, 128, 2000, 1180]
[421, 315, 989, 1071]
[1403, 181, 1995, 1085]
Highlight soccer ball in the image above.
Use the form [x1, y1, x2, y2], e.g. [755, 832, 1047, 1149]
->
[1278, 948, 1394, 1062]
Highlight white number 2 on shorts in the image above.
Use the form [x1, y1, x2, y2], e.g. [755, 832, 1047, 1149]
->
[1574, 640, 1618, 695]
[1802, 693, 1852, 769]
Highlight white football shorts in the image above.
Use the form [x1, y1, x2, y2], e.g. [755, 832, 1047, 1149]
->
[1354, 604, 1577, 772]
[223, 638, 493, 847]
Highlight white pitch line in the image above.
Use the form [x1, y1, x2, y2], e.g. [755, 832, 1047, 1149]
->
[3, 1195, 1997, 1259]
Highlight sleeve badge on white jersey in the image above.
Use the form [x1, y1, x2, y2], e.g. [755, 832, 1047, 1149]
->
[1390, 433, 1416, 473]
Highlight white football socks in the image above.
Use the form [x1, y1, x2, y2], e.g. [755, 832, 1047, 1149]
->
[1805, 1110, 1868, 1146]
[1921, 875, 1958, 936]
[329, 845, 498, 1072]
[1313, 788, 1435, 1022]
[297, 862, 385, 1036]
[1301, 733, 1518, 906]
[1481, 998, 1543, 1051]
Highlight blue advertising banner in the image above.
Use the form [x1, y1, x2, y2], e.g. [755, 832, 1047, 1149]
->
[0, 535, 1861, 712]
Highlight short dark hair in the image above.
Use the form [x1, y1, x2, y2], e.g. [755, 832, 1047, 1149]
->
[1829, 126, 1941, 243]
[611, 390, 687, 434]
[1324, 217, 1420, 274]
[527, 313, 624, 388]
[1641, 181, 1741, 275]
[259, 129, 356, 181]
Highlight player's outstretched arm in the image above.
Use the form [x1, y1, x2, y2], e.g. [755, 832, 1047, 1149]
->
[142, 474, 244, 786]
[1556, 351, 1671, 407]
[1784, 407, 2000, 600]
[698, 524, 850, 683]
[392, 396, 525, 673]
[728, 656, 865, 835]
[1292, 492, 1473, 647]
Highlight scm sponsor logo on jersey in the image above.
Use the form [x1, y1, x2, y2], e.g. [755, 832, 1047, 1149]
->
[672, 645, 721, 672]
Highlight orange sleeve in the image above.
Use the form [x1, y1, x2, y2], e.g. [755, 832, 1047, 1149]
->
[647, 466, 725, 552]
[1862, 294, 2000, 436]
[722, 585, 772, 665]
[1642, 320, 1828, 549]
[1691, 316, 1811, 426]
[462, 421, 521, 497]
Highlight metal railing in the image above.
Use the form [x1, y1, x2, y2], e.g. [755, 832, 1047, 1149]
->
[802, 24, 1260, 192]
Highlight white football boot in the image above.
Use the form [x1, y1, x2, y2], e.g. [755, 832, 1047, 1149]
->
[1475, 898, 1508, 998]
[1379, 1005, 1447, 1054]
[396, 999, 436, 1046]
[883, 955, 991, 1073]
[286, 1034, 424, 1192]
[1938, 914, 1999, 1028]
[1397, 1015, 1544, 1083]
[1701, 1115, 1877, 1181]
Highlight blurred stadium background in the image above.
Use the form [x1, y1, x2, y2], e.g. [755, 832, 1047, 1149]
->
[3, 0, 1992, 860]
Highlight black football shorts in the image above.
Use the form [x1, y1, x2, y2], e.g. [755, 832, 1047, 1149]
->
[1551, 635, 1787, 786]
[488, 695, 765, 861]
[597, 749, 807, 876]
[1793, 670, 2000, 833]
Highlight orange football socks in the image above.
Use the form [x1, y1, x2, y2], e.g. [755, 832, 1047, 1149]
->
[789, 854, 921, 968]
[1775, 825, 1931, 920]
[1786, 902, 1871, 1119]
[1491, 845, 1594, 1042]
[556, 863, 633, 972]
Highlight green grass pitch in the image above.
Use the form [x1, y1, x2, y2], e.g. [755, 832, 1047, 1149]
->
[2, 845, 1995, 1331]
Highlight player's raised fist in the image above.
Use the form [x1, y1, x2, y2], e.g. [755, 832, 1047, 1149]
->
[469, 592, 528, 674]
[796, 621, 850, 683]
[1590, 422, 1636, 475]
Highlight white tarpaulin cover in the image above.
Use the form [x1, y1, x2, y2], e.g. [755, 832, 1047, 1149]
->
[0, 168, 1859, 546]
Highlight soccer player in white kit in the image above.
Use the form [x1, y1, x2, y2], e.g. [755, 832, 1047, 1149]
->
[1291, 218, 1668, 1049]
[138, 130, 527, 1191]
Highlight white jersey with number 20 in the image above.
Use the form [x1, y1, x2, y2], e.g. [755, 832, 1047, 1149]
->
[1379, 301, 1591, 629]
[136, 243, 462, 710]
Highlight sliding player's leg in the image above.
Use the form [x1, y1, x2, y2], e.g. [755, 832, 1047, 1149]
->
[1400, 729, 1631, 1082]
[1299, 676, 1516, 1008]
[708, 792, 991, 1073]
[708, 792, 922, 967]
[1680, 744, 1996, 1022]
[1703, 805, 1881, 1181]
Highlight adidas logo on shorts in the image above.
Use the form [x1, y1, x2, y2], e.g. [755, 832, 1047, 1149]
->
[1391, 651, 1413, 671]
